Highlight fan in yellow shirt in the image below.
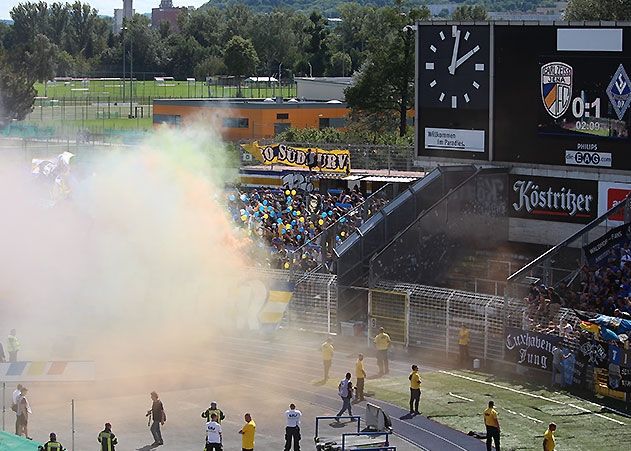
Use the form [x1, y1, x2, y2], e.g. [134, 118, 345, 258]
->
[458, 324, 470, 367]
[543, 423, 556, 451]
[483, 400, 500, 451]
[321, 338, 334, 382]
[239, 413, 256, 451]
[355, 354, 366, 402]
[408, 365, 421, 415]
[373, 327, 392, 375]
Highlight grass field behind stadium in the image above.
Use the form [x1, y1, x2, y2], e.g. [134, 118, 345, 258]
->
[344, 369, 629, 451]
[35, 80, 297, 100]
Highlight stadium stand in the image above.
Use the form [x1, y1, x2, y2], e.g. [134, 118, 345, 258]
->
[226, 186, 390, 271]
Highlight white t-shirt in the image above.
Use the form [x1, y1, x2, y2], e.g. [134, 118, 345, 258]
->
[285, 409, 302, 427]
[206, 421, 222, 443]
[12, 389, 21, 404]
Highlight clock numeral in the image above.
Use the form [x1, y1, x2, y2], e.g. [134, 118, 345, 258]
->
[451, 96, 457, 109]
[439, 93, 445, 102]
[473, 81, 480, 89]
[464, 93, 470, 103]
[429, 80, 437, 88]
[430, 45, 437, 53]
[439, 31, 445, 41]
[425, 63, 435, 70]
[475, 64, 485, 72]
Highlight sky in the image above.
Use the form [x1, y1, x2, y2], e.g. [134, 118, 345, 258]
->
[1, 1, 209, 20]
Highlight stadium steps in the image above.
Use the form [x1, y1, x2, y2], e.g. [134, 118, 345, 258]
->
[334, 165, 478, 322]
[0, 432, 41, 451]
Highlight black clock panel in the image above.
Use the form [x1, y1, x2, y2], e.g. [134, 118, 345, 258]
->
[419, 25, 490, 110]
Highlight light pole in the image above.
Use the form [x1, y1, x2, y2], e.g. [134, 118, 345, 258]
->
[129, 26, 134, 118]
[121, 27, 126, 102]
[278, 63, 282, 97]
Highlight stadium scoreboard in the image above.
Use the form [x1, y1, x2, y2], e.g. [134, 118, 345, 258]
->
[416, 23, 631, 170]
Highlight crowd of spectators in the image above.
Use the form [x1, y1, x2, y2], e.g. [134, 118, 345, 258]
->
[226, 186, 389, 271]
[524, 239, 631, 336]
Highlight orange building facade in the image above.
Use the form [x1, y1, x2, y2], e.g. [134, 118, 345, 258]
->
[153, 99, 349, 141]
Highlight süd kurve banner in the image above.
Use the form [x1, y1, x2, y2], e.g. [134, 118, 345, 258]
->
[242, 142, 351, 173]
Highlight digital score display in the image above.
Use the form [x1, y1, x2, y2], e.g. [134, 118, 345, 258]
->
[538, 58, 630, 140]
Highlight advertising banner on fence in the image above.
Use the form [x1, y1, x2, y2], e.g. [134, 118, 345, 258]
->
[0, 361, 95, 382]
[509, 175, 598, 224]
[505, 327, 561, 371]
[242, 142, 351, 173]
[583, 223, 631, 265]
[598, 181, 631, 224]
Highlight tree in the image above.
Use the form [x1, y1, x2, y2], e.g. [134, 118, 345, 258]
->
[251, 11, 299, 77]
[345, 5, 430, 137]
[64, 1, 98, 55]
[304, 11, 329, 77]
[329, 52, 351, 76]
[224, 36, 259, 96]
[0, 50, 36, 126]
[224, 36, 258, 76]
[24, 34, 58, 96]
[194, 55, 226, 79]
[565, 0, 631, 20]
[451, 5, 488, 21]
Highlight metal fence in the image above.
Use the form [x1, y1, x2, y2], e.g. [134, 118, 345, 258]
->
[260, 269, 338, 335]
[28, 96, 153, 125]
[277, 267, 520, 364]
[245, 142, 418, 173]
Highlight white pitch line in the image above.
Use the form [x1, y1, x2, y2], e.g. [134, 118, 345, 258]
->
[448, 392, 473, 402]
[504, 407, 543, 423]
[440, 370, 625, 426]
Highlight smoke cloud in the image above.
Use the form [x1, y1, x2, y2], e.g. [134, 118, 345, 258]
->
[0, 125, 262, 365]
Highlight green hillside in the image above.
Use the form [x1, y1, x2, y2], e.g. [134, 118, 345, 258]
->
[200, 0, 557, 16]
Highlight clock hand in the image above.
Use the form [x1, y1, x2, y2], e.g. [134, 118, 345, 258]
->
[448, 29, 461, 75]
[454, 45, 480, 70]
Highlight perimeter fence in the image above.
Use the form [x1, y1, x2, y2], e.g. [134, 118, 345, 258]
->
[268, 267, 519, 364]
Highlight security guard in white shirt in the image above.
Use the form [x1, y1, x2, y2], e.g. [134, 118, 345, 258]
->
[205, 413, 222, 451]
[284, 403, 302, 451]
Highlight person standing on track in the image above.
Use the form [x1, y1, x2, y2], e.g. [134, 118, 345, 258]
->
[459, 324, 470, 367]
[146, 391, 166, 447]
[483, 400, 500, 451]
[408, 365, 421, 415]
[284, 403, 302, 451]
[7, 329, 20, 362]
[202, 401, 225, 424]
[239, 413, 256, 451]
[543, 423, 556, 451]
[355, 354, 366, 402]
[16, 386, 31, 439]
[205, 413, 223, 451]
[373, 327, 391, 375]
[321, 337, 334, 382]
[97, 423, 118, 451]
[336, 372, 354, 419]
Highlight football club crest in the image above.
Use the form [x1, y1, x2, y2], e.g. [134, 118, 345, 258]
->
[541, 62, 573, 119]
[606, 64, 631, 120]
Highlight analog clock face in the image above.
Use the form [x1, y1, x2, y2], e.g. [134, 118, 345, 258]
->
[419, 25, 490, 109]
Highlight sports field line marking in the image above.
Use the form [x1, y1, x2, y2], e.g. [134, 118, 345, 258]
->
[448, 392, 473, 402]
[439, 370, 625, 426]
[373, 398, 471, 451]
[504, 408, 543, 424]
